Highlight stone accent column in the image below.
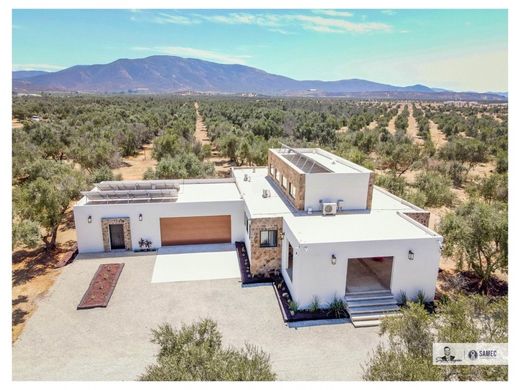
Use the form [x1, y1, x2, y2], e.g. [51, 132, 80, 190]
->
[249, 216, 283, 277]
[366, 172, 375, 209]
[101, 217, 132, 251]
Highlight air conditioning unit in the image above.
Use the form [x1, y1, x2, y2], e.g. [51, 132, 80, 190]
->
[322, 202, 338, 216]
[262, 189, 271, 198]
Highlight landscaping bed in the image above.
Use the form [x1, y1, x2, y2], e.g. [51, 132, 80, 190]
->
[273, 276, 349, 323]
[235, 242, 273, 285]
[77, 263, 124, 309]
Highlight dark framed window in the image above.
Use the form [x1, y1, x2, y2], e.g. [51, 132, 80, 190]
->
[260, 230, 278, 247]
[244, 212, 249, 233]
[289, 182, 296, 198]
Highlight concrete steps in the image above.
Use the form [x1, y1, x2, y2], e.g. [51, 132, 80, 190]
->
[345, 290, 400, 328]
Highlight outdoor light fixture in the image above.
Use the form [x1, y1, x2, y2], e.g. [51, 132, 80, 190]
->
[331, 254, 337, 265]
[87, 215, 92, 224]
[408, 250, 415, 261]
[280, 231, 285, 240]
[139, 213, 143, 221]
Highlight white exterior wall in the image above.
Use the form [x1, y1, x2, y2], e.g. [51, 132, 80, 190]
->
[242, 205, 253, 260]
[282, 220, 441, 308]
[304, 172, 370, 211]
[73, 200, 245, 253]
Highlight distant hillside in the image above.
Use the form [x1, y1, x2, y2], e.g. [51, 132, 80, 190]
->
[12, 70, 50, 79]
[12, 55, 507, 101]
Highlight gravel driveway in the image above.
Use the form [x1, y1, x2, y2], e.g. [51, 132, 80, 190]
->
[13, 252, 380, 381]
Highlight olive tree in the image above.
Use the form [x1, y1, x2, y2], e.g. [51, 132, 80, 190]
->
[13, 161, 86, 250]
[363, 295, 507, 381]
[438, 200, 508, 293]
[140, 319, 276, 381]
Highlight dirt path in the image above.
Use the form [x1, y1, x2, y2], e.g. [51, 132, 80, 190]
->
[194, 102, 235, 177]
[194, 102, 211, 145]
[367, 120, 378, 130]
[406, 104, 423, 144]
[387, 103, 404, 135]
[112, 144, 157, 180]
[13, 119, 23, 129]
[428, 119, 447, 149]
[12, 207, 77, 342]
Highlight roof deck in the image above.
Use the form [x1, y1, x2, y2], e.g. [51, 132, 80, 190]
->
[275, 145, 372, 175]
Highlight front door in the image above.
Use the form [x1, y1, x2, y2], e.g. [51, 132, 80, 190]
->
[109, 224, 126, 250]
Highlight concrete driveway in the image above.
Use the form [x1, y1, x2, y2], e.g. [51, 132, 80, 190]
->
[12, 252, 380, 381]
[152, 244, 240, 283]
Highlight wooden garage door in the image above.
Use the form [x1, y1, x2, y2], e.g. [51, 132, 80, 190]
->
[160, 215, 231, 246]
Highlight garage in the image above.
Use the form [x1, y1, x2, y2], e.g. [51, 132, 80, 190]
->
[160, 215, 231, 246]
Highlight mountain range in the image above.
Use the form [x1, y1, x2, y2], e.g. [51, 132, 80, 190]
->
[13, 55, 506, 101]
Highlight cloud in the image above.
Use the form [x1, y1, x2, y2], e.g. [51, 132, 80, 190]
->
[132, 46, 251, 64]
[292, 15, 392, 33]
[13, 63, 65, 71]
[133, 11, 392, 34]
[129, 10, 199, 25]
[151, 12, 200, 25]
[313, 10, 354, 18]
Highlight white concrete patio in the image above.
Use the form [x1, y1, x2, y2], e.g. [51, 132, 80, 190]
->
[151, 243, 240, 283]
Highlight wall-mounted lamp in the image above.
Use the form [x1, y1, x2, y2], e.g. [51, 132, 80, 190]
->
[87, 215, 92, 224]
[408, 250, 415, 261]
[331, 254, 337, 265]
[280, 231, 285, 240]
[139, 213, 143, 222]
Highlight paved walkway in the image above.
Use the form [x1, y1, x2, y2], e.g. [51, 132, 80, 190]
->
[13, 254, 380, 381]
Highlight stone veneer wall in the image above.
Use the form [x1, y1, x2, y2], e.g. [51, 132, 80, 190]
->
[403, 212, 430, 228]
[101, 217, 132, 251]
[249, 217, 283, 276]
[366, 172, 375, 209]
[267, 150, 306, 210]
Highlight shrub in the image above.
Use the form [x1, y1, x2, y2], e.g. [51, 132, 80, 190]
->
[363, 296, 507, 380]
[496, 150, 508, 173]
[375, 173, 408, 198]
[327, 296, 347, 318]
[90, 165, 115, 184]
[478, 173, 508, 203]
[288, 300, 299, 313]
[309, 296, 320, 312]
[140, 319, 276, 381]
[414, 171, 454, 207]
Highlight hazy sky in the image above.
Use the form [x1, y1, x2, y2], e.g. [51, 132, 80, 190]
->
[12, 9, 508, 91]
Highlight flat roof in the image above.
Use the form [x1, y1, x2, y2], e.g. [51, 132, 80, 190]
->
[176, 182, 241, 203]
[233, 167, 293, 217]
[371, 187, 418, 212]
[284, 211, 436, 245]
[78, 179, 241, 206]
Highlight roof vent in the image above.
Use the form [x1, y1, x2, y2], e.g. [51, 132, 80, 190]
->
[243, 174, 250, 182]
[262, 189, 271, 198]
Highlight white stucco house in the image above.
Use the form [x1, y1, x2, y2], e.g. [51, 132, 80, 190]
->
[74, 145, 442, 326]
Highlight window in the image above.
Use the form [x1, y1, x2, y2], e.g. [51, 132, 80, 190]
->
[289, 182, 296, 198]
[269, 164, 274, 176]
[286, 242, 294, 281]
[276, 170, 281, 182]
[260, 230, 278, 247]
[282, 176, 288, 189]
[244, 212, 249, 233]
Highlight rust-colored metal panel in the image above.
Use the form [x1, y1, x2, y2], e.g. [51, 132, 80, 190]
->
[160, 215, 231, 246]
